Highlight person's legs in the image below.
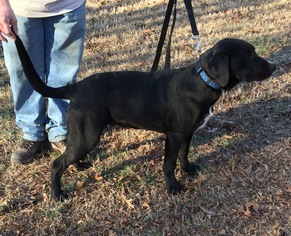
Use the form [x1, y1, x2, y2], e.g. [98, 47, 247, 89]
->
[3, 17, 47, 142]
[44, 3, 86, 144]
[3, 3, 86, 162]
[3, 17, 48, 163]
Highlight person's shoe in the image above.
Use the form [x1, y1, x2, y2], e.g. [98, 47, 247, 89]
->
[11, 139, 45, 164]
[51, 140, 66, 154]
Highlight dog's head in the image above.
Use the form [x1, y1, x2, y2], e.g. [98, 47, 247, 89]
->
[200, 38, 276, 89]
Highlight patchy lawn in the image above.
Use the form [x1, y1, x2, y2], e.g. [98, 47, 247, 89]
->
[0, 0, 290, 235]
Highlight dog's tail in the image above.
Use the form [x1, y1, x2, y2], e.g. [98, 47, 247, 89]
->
[14, 33, 75, 100]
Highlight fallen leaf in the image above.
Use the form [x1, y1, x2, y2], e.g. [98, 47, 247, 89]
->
[218, 229, 226, 235]
[223, 134, 235, 139]
[285, 185, 291, 193]
[243, 205, 252, 218]
[94, 173, 103, 181]
[273, 221, 280, 231]
[76, 181, 84, 190]
[142, 201, 151, 210]
[121, 189, 135, 209]
[9, 220, 25, 233]
[237, 202, 260, 218]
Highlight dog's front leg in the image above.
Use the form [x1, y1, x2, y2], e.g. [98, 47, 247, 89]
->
[178, 134, 200, 175]
[163, 133, 185, 194]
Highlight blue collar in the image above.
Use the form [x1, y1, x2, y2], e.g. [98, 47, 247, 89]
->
[197, 67, 220, 90]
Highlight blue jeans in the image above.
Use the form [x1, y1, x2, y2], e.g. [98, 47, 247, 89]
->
[3, 3, 86, 142]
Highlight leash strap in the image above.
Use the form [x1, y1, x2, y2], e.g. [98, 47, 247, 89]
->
[165, 0, 177, 70]
[151, 0, 176, 72]
[184, 0, 201, 53]
[151, 0, 200, 72]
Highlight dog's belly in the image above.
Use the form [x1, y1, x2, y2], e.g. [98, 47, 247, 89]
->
[196, 107, 213, 131]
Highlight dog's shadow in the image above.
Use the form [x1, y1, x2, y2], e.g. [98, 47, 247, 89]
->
[86, 95, 290, 178]
[85, 126, 165, 175]
[194, 96, 290, 168]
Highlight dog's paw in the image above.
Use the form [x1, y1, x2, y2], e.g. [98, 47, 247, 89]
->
[183, 164, 200, 175]
[167, 180, 185, 194]
[52, 191, 69, 202]
[74, 161, 92, 171]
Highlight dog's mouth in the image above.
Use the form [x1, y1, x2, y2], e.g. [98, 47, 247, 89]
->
[244, 62, 276, 82]
[245, 74, 274, 82]
[268, 62, 277, 73]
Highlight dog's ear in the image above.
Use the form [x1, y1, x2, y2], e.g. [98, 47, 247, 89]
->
[207, 52, 229, 87]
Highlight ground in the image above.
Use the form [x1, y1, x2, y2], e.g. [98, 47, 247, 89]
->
[0, 0, 290, 235]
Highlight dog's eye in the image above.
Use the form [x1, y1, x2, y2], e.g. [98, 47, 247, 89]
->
[246, 49, 254, 57]
[249, 46, 256, 56]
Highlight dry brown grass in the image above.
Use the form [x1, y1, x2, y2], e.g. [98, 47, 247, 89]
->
[0, 0, 290, 235]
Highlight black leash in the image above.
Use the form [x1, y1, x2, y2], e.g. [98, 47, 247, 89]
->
[164, 0, 177, 70]
[183, 0, 200, 44]
[151, 0, 200, 71]
[151, 0, 176, 71]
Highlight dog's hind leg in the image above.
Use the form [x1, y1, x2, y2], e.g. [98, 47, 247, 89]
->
[51, 152, 72, 201]
[51, 140, 100, 201]
[163, 132, 185, 194]
[178, 134, 200, 175]
[51, 119, 105, 201]
[51, 146, 96, 201]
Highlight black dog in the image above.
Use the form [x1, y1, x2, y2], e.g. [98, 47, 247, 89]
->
[14, 35, 276, 201]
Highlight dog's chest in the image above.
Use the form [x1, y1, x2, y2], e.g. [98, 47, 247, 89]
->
[196, 107, 213, 131]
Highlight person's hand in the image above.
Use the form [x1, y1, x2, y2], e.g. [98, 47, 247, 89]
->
[0, 0, 18, 42]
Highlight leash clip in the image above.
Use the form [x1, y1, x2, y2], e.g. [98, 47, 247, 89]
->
[192, 34, 201, 53]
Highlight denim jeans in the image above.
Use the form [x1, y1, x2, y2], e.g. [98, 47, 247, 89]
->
[3, 3, 86, 142]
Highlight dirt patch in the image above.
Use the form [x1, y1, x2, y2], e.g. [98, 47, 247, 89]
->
[0, 0, 290, 235]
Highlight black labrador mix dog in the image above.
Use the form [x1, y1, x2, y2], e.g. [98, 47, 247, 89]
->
[14, 35, 276, 201]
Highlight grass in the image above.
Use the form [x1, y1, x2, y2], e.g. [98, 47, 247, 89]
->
[0, 0, 291, 235]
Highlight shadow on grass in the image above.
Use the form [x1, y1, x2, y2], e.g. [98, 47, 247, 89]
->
[194, 96, 291, 168]
[85, 0, 277, 38]
[89, 96, 290, 179]
[0, 107, 14, 120]
[269, 45, 291, 77]
[83, 0, 280, 71]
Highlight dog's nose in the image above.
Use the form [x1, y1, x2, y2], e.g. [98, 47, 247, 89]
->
[270, 63, 276, 72]
[268, 61, 276, 72]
